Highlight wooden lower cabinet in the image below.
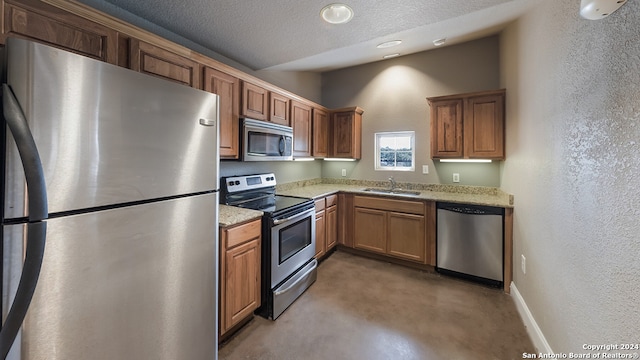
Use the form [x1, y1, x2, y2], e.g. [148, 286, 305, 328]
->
[314, 194, 338, 259]
[219, 219, 261, 337]
[352, 196, 428, 264]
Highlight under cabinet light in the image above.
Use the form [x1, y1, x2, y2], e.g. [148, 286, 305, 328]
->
[323, 158, 357, 162]
[439, 159, 492, 163]
[294, 157, 315, 161]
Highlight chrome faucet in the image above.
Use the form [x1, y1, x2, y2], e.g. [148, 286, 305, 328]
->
[388, 176, 397, 191]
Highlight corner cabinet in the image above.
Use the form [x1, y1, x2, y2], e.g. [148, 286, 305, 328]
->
[428, 89, 505, 160]
[331, 107, 363, 159]
[219, 219, 261, 338]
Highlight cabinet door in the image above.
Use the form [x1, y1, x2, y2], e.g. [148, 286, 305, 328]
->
[203, 67, 240, 159]
[464, 93, 505, 159]
[387, 212, 426, 263]
[224, 238, 261, 332]
[354, 207, 386, 254]
[326, 204, 338, 250]
[2, 0, 118, 64]
[269, 91, 291, 126]
[130, 39, 200, 88]
[291, 100, 312, 158]
[332, 108, 363, 159]
[312, 108, 329, 158]
[241, 82, 269, 121]
[430, 99, 463, 158]
[314, 210, 326, 259]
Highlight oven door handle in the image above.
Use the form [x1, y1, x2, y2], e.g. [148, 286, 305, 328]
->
[272, 208, 314, 225]
[273, 260, 317, 296]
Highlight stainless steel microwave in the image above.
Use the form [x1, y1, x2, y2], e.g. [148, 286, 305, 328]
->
[242, 118, 293, 161]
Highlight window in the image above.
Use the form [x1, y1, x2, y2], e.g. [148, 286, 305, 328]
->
[374, 131, 415, 171]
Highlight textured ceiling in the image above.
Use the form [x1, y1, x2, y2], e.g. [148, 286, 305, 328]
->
[80, 0, 536, 72]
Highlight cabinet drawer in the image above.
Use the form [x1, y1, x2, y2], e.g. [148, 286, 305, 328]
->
[315, 198, 326, 212]
[354, 196, 425, 215]
[224, 219, 261, 249]
[326, 194, 338, 207]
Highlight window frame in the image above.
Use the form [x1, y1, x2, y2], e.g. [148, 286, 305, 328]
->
[374, 131, 415, 172]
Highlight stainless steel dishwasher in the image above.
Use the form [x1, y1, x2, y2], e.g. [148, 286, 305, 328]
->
[436, 202, 504, 287]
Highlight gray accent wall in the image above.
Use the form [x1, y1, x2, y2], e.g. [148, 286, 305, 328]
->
[321, 36, 502, 186]
[500, 0, 639, 352]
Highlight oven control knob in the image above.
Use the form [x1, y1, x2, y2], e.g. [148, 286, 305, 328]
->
[234, 181, 240, 185]
[227, 181, 234, 186]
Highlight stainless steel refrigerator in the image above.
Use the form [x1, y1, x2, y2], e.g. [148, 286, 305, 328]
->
[1, 38, 220, 359]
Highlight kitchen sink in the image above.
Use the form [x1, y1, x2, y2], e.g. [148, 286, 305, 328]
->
[362, 188, 421, 196]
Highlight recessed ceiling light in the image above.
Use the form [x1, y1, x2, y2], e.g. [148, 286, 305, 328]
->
[376, 40, 402, 49]
[383, 53, 400, 59]
[433, 38, 447, 46]
[320, 4, 354, 24]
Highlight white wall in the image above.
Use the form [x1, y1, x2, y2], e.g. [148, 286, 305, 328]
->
[500, 0, 640, 352]
[321, 36, 502, 186]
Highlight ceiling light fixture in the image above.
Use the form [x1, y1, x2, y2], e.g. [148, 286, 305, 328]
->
[320, 4, 354, 24]
[433, 38, 447, 46]
[382, 53, 400, 59]
[376, 40, 402, 49]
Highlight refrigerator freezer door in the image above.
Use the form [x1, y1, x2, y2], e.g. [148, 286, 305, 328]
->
[4, 38, 219, 219]
[2, 193, 218, 360]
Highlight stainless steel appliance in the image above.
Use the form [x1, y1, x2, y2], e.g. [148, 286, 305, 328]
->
[242, 118, 293, 161]
[1, 38, 220, 360]
[221, 173, 316, 320]
[436, 202, 504, 287]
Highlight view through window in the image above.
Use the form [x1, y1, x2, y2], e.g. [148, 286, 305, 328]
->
[375, 131, 415, 171]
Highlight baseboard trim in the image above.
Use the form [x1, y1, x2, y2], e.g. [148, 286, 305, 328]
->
[510, 282, 553, 354]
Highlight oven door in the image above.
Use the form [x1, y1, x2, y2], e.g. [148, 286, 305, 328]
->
[270, 207, 316, 287]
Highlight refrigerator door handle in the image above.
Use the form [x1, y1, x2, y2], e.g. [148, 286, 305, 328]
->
[1, 84, 49, 359]
[2, 84, 48, 221]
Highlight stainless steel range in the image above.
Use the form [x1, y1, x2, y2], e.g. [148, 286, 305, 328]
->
[221, 173, 317, 320]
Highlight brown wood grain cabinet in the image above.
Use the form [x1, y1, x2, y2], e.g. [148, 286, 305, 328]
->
[1, 0, 119, 64]
[312, 108, 329, 158]
[269, 91, 291, 126]
[130, 39, 200, 88]
[241, 81, 269, 121]
[331, 107, 363, 159]
[291, 100, 312, 158]
[314, 194, 338, 260]
[352, 196, 428, 264]
[203, 67, 240, 159]
[314, 198, 326, 259]
[219, 219, 261, 337]
[428, 89, 505, 160]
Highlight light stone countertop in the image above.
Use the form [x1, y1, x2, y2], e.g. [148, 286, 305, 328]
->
[219, 179, 513, 227]
[277, 180, 514, 208]
[219, 204, 262, 228]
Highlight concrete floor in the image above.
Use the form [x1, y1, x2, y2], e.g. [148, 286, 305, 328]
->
[218, 251, 534, 360]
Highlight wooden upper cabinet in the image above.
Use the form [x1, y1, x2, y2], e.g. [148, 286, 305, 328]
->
[203, 67, 240, 159]
[129, 39, 200, 88]
[464, 92, 505, 159]
[428, 89, 505, 160]
[241, 82, 269, 121]
[312, 108, 329, 158]
[331, 107, 363, 159]
[269, 91, 291, 126]
[429, 99, 463, 158]
[1, 0, 118, 64]
[291, 100, 312, 158]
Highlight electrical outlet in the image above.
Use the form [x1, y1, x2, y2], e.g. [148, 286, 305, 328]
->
[521, 255, 526, 274]
[341, 169, 347, 177]
[453, 173, 460, 183]
[422, 165, 429, 174]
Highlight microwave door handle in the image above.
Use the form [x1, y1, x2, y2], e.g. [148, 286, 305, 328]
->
[278, 135, 285, 156]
